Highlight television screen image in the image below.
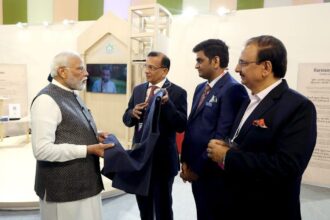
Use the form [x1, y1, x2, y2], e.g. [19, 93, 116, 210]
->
[86, 64, 127, 94]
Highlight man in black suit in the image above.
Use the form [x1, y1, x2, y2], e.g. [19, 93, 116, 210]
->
[207, 35, 317, 220]
[123, 51, 187, 220]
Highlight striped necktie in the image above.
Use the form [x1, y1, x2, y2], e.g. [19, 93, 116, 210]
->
[146, 85, 159, 103]
[197, 84, 211, 109]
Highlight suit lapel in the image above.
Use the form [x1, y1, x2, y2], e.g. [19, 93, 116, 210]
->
[137, 83, 149, 103]
[189, 73, 231, 120]
[237, 97, 275, 139]
[162, 79, 171, 90]
[229, 98, 250, 138]
[189, 82, 207, 120]
[235, 80, 288, 141]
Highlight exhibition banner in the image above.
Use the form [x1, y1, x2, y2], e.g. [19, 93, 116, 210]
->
[298, 63, 330, 188]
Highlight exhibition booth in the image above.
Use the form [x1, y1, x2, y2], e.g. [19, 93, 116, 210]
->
[0, 3, 330, 218]
[0, 3, 172, 210]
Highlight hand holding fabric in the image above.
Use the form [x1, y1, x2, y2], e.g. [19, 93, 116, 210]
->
[87, 143, 114, 158]
[131, 102, 148, 119]
[97, 131, 110, 143]
[161, 89, 169, 104]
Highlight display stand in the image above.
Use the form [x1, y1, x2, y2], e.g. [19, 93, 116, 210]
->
[0, 97, 29, 142]
[0, 97, 7, 141]
[0, 98, 5, 116]
[0, 118, 30, 143]
[0, 64, 29, 141]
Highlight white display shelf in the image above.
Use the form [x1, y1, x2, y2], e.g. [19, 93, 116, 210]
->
[0, 117, 30, 142]
[126, 4, 171, 144]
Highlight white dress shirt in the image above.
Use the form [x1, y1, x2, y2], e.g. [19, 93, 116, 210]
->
[232, 79, 282, 141]
[31, 80, 87, 162]
[208, 71, 227, 88]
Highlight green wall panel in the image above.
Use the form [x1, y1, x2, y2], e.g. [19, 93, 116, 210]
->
[157, 0, 183, 15]
[324, 0, 330, 3]
[79, 0, 103, 21]
[237, 0, 264, 10]
[3, 0, 27, 24]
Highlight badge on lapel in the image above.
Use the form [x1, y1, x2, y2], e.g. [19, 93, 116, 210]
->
[252, 118, 268, 128]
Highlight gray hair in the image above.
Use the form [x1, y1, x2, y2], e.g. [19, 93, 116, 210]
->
[50, 51, 82, 77]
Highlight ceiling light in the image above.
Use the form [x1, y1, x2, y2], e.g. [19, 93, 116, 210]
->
[217, 7, 230, 16]
[16, 22, 28, 28]
[135, 10, 143, 15]
[62, 19, 76, 26]
[42, 21, 51, 27]
[182, 7, 198, 17]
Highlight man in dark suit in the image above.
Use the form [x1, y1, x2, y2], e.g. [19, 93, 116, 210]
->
[123, 51, 187, 220]
[207, 35, 317, 220]
[180, 39, 248, 220]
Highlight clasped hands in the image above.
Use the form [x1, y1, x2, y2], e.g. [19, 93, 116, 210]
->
[207, 139, 230, 164]
[180, 139, 230, 183]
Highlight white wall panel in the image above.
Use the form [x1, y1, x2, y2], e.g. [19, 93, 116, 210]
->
[28, 0, 53, 23]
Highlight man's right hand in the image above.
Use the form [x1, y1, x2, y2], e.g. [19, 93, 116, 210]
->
[87, 143, 114, 158]
[131, 102, 148, 119]
[180, 162, 199, 183]
[180, 162, 189, 183]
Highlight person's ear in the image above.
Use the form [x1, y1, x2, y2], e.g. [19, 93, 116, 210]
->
[212, 56, 220, 68]
[58, 67, 67, 79]
[262, 61, 272, 77]
[162, 68, 169, 77]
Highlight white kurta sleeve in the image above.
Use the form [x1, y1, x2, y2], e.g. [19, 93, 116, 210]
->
[31, 94, 87, 162]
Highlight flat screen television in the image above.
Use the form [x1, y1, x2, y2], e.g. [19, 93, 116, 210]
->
[86, 64, 127, 94]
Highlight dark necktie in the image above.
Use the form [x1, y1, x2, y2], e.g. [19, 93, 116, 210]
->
[136, 85, 159, 137]
[197, 84, 211, 109]
[146, 85, 159, 103]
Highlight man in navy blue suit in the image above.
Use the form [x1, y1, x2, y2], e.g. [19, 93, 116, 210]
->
[207, 35, 317, 220]
[180, 39, 248, 220]
[123, 51, 187, 220]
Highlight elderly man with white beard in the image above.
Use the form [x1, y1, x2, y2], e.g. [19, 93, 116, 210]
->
[31, 51, 114, 220]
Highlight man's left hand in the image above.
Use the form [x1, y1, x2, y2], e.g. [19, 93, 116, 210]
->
[161, 89, 169, 104]
[98, 132, 110, 143]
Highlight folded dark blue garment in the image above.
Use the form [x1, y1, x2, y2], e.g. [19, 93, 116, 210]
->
[102, 91, 163, 196]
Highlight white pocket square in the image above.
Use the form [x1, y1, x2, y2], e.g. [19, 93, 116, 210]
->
[209, 95, 217, 103]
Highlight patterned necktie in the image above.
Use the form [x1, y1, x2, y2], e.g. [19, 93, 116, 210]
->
[146, 85, 159, 103]
[197, 84, 211, 109]
[138, 85, 159, 133]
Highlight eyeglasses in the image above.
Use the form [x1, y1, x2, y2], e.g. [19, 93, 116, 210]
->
[237, 59, 259, 66]
[143, 64, 165, 71]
